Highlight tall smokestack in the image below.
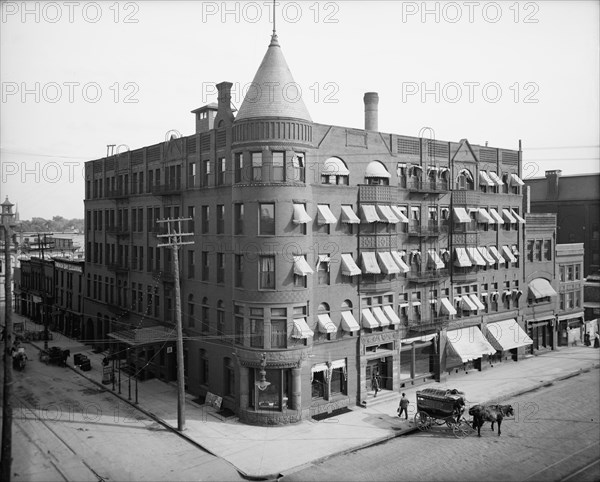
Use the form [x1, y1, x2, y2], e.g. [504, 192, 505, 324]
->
[364, 92, 379, 131]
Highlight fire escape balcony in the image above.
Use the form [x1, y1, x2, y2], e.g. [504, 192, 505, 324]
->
[406, 315, 451, 332]
[406, 269, 449, 284]
[151, 183, 182, 196]
[407, 179, 449, 194]
[106, 188, 129, 200]
[451, 267, 479, 283]
[107, 262, 130, 274]
[407, 221, 448, 237]
[106, 225, 130, 237]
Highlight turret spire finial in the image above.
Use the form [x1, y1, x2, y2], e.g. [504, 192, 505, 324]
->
[270, 0, 279, 46]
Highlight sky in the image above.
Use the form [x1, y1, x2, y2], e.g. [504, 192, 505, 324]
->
[1, 0, 598, 220]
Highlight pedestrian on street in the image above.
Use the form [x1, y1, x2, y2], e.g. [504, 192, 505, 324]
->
[398, 393, 409, 420]
[371, 371, 380, 397]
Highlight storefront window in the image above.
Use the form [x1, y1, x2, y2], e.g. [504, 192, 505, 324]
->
[312, 371, 326, 399]
[414, 343, 434, 378]
[330, 367, 347, 395]
[255, 369, 289, 411]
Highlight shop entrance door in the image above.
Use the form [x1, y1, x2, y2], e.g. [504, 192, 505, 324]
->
[366, 358, 389, 392]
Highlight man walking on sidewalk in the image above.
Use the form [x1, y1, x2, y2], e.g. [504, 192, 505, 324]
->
[398, 393, 409, 420]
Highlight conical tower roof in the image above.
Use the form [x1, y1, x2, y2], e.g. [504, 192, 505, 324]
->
[236, 34, 312, 122]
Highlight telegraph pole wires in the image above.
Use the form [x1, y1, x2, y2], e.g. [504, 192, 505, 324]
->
[157, 217, 194, 432]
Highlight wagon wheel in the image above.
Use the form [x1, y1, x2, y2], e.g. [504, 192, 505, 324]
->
[414, 411, 431, 431]
[452, 418, 474, 438]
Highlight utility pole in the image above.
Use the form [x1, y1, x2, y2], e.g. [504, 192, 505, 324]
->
[157, 217, 193, 431]
[1, 197, 16, 482]
[37, 233, 53, 350]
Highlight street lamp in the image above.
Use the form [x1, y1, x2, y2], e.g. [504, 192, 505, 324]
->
[1, 196, 16, 482]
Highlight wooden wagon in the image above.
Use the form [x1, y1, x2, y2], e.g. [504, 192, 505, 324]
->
[414, 388, 473, 438]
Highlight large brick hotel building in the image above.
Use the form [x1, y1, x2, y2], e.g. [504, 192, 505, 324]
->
[83, 31, 557, 424]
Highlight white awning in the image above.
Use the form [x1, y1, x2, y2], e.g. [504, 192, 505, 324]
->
[361, 309, 379, 329]
[440, 297, 457, 316]
[488, 246, 506, 265]
[360, 205, 380, 223]
[502, 245, 517, 263]
[478, 246, 496, 265]
[316, 254, 330, 272]
[372, 307, 390, 327]
[293, 256, 314, 276]
[391, 206, 410, 223]
[391, 251, 410, 273]
[528, 278, 557, 299]
[361, 252, 381, 274]
[459, 168, 474, 182]
[477, 208, 494, 224]
[454, 247, 472, 268]
[292, 318, 314, 339]
[502, 209, 517, 224]
[479, 170, 495, 186]
[486, 319, 533, 351]
[511, 209, 526, 224]
[322, 157, 350, 176]
[341, 311, 360, 332]
[467, 247, 487, 266]
[453, 207, 471, 223]
[402, 333, 437, 344]
[383, 305, 401, 325]
[341, 254, 361, 276]
[427, 249, 445, 269]
[377, 252, 400, 274]
[447, 327, 497, 362]
[510, 173, 525, 186]
[365, 161, 391, 178]
[511, 245, 520, 257]
[311, 362, 329, 373]
[488, 208, 504, 224]
[340, 206, 361, 224]
[317, 205, 337, 225]
[488, 171, 504, 186]
[460, 295, 478, 311]
[469, 294, 486, 311]
[293, 204, 312, 224]
[317, 314, 337, 334]
[376, 205, 399, 224]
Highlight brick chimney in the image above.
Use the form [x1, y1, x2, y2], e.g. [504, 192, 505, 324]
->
[545, 169, 562, 200]
[364, 92, 379, 131]
[213, 81, 235, 128]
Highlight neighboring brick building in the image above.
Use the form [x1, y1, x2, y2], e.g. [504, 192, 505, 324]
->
[15, 257, 55, 332]
[83, 31, 536, 425]
[554, 243, 585, 346]
[52, 258, 85, 340]
[525, 170, 600, 276]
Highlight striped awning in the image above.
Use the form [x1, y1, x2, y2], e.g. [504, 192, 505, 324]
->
[510, 173, 525, 186]
[528, 278, 557, 299]
[317, 205, 337, 225]
[293, 204, 312, 224]
[469, 294, 486, 311]
[341, 254, 361, 276]
[341, 311, 360, 332]
[460, 295, 478, 311]
[447, 327, 496, 362]
[511, 209, 526, 224]
[466, 247, 486, 266]
[317, 314, 337, 334]
[454, 247, 472, 268]
[453, 207, 471, 223]
[440, 297, 457, 316]
[486, 319, 533, 351]
[293, 256, 314, 276]
[383, 305, 401, 325]
[340, 206, 361, 224]
[391, 206, 410, 223]
[478, 246, 496, 265]
[372, 307, 390, 327]
[477, 208, 494, 224]
[292, 318, 314, 339]
[502, 245, 517, 263]
[488, 171, 504, 186]
[479, 171, 494, 186]
[502, 209, 517, 224]
[391, 251, 410, 273]
[488, 208, 504, 224]
[427, 249, 445, 269]
[488, 246, 505, 265]
[376, 205, 399, 224]
[360, 205, 380, 223]
[377, 252, 400, 274]
[361, 309, 379, 329]
[361, 252, 381, 274]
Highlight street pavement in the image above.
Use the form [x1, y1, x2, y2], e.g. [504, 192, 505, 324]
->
[5, 311, 600, 480]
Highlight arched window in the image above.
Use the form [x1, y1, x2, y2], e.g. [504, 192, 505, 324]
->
[322, 157, 349, 185]
[318, 302, 330, 313]
[217, 300, 225, 334]
[188, 294, 195, 328]
[341, 299, 353, 311]
[456, 168, 474, 190]
[201, 297, 209, 333]
[365, 161, 390, 185]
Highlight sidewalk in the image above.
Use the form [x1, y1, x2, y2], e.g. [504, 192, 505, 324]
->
[9, 312, 600, 479]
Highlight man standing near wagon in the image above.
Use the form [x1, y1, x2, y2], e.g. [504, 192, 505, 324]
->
[398, 393, 409, 420]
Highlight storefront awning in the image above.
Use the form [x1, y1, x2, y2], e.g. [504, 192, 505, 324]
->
[372, 307, 390, 327]
[383, 305, 401, 325]
[502, 209, 517, 224]
[361, 252, 381, 274]
[391, 251, 410, 273]
[317, 205, 337, 225]
[293, 256, 314, 276]
[488, 246, 505, 265]
[453, 207, 471, 223]
[488, 171, 504, 186]
[488, 208, 504, 224]
[427, 249, 445, 269]
[557, 311, 584, 322]
[469, 294, 486, 311]
[317, 314, 337, 334]
[439, 297, 457, 316]
[391, 206, 410, 223]
[467, 247, 486, 266]
[476, 208, 494, 223]
[447, 327, 497, 362]
[377, 252, 400, 274]
[478, 246, 496, 265]
[108, 325, 177, 346]
[510, 173, 525, 186]
[479, 170, 495, 186]
[361, 309, 379, 329]
[528, 278, 557, 299]
[292, 318, 314, 339]
[293, 204, 312, 224]
[454, 247, 472, 268]
[403, 334, 437, 345]
[511, 209, 526, 224]
[376, 205, 399, 224]
[502, 245, 517, 263]
[486, 319, 533, 351]
[340, 205, 361, 224]
[360, 205, 380, 223]
[341, 254, 361, 276]
[341, 311, 360, 332]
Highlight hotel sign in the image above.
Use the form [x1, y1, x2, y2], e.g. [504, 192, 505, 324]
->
[55, 261, 83, 273]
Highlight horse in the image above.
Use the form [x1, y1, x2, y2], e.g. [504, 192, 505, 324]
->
[468, 404, 514, 437]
